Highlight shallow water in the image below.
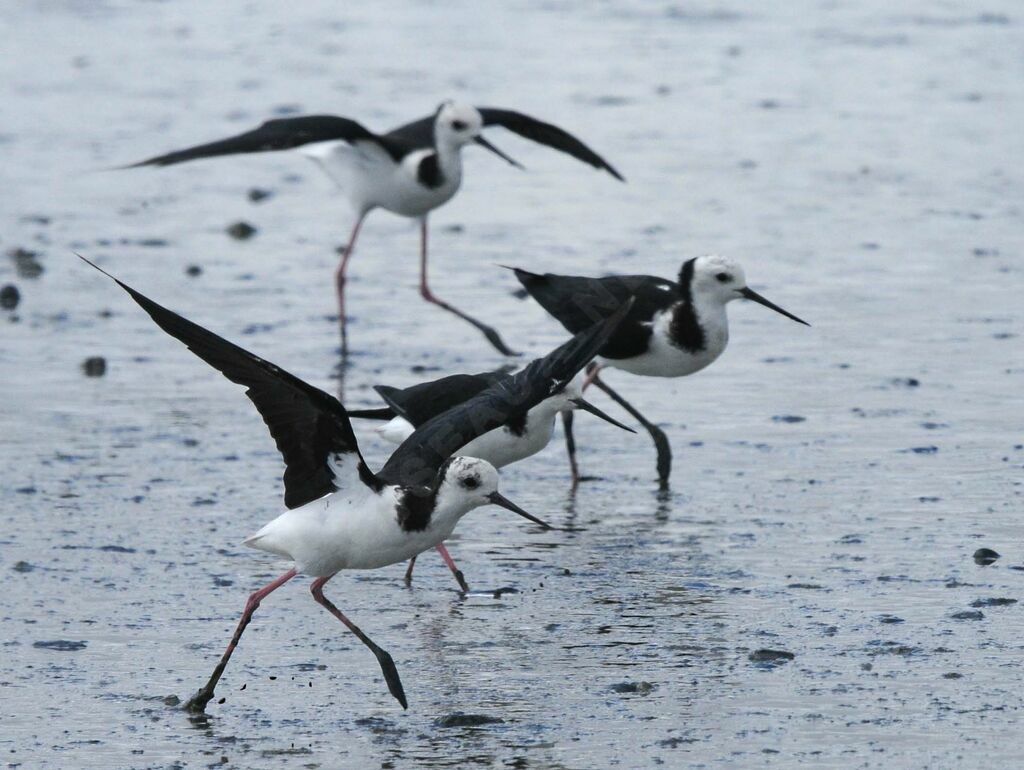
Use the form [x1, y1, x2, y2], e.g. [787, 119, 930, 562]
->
[2, 1, 1022, 767]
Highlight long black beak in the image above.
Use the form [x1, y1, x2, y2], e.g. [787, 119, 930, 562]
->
[569, 398, 636, 433]
[487, 491, 552, 529]
[739, 287, 810, 326]
[475, 136, 525, 169]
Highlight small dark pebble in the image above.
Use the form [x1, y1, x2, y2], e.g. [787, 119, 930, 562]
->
[951, 610, 985, 621]
[0, 284, 20, 310]
[511, 288, 529, 300]
[9, 247, 44, 278]
[163, 694, 180, 706]
[772, 415, 806, 424]
[890, 377, 920, 387]
[226, 221, 257, 240]
[878, 615, 904, 624]
[970, 598, 1016, 608]
[240, 684, 246, 691]
[33, 640, 87, 651]
[973, 548, 1000, 566]
[185, 264, 203, 277]
[13, 561, 34, 573]
[99, 544, 136, 553]
[16, 486, 36, 494]
[749, 649, 795, 664]
[82, 356, 107, 377]
[269, 676, 277, 680]
[610, 681, 657, 695]
[787, 583, 823, 590]
[218, 697, 226, 704]
[943, 673, 963, 680]
[247, 187, 273, 203]
[901, 445, 938, 454]
[434, 713, 504, 728]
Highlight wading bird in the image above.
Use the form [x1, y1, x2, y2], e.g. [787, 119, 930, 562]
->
[81, 255, 629, 712]
[510, 256, 809, 485]
[127, 101, 623, 355]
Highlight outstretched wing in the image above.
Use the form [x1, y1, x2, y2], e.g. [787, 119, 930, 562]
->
[374, 369, 510, 427]
[79, 256, 381, 508]
[512, 267, 678, 360]
[126, 115, 406, 167]
[477, 108, 624, 181]
[377, 299, 633, 488]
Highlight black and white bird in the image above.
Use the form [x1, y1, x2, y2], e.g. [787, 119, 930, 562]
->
[511, 255, 809, 485]
[348, 367, 635, 584]
[80, 255, 630, 713]
[127, 101, 623, 355]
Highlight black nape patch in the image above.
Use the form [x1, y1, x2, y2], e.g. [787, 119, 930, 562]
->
[396, 486, 438, 532]
[670, 258, 706, 353]
[417, 153, 445, 189]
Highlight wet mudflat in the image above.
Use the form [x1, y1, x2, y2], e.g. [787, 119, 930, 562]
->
[1, 1, 1022, 767]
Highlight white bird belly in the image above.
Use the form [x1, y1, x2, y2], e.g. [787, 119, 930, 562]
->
[601, 313, 728, 378]
[243, 490, 456, 576]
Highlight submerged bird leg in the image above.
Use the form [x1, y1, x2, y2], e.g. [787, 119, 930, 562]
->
[434, 543, 469, 592]
[417, 218, 518, 357]
[590, 373, 672, 487]
[184, 567, 298, 714]
[311, 574, 408, 710]
[562, 410, 581, 488]
[403, 544, 469, 592]
[336, 212, 368, 357]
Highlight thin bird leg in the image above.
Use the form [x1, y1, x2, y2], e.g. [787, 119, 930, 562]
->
[590, 372, 672, 487]
[563, 362, 601, 485]
[184, 567, 298, 714]
[310, 574, 408, 710]
[417, 218, 518, 356]
[336, 212, 368, 356]
[434, 543, 469, 592]
[403, 544, 469, 592]
[562, 410, 581, 488]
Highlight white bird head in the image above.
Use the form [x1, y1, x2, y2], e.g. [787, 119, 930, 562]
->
[540, 372, 635, 432]
[687, 255, 809, 325]
[433, 456, 551, 530]
[434, 100, 523, 168]
[434, 101, 485, 146]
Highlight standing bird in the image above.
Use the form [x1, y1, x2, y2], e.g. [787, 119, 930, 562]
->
[126, 101, 623, 355]
[510, 256, 809, 486]
[80, 255, 630, 713]
[348, 368, 635, 585]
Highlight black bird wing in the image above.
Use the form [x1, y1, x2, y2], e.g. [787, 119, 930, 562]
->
[383, 107, 624, 180]
[511, 268, 678, 360]
[127, 115, 408, 167]
[374, 369, 510, 428]
[79, 256, 381, 508]
[477, 108, 624, 181]
[376, 300, 633, 488]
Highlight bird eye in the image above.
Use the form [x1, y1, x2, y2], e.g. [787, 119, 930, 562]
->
[716, 272, 731, 283]
[462, 476, 479, 489]
[452, 120, 468, 131]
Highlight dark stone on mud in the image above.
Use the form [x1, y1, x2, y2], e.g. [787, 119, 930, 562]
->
[13, 561, 34, 572]
[787, 583, 823, 590]
[82, 356, 107, 377]
[434, 713, 504, 728]
[511, 287, 529, 300]
[247, 187, 273, 202]
[951, 610, 985, 621]
[878, 615, 904, 624]
[0, 284, 20, 310]
[185, 264, 203, 277]
[163, 694, 181, 706]
[970, 597, 1017, 607]
[943, 673, 963, 679]
[749, 649, 795, 665]
[99, 544, 136, 553]
[772, 414, 806, 423]
[901, 445, 938, 454]
[890, 377, 920, 387]
[8, 247, 44, 278]
[226, 221, 257, 240]
[610, 681, 657, 695]
[973, 548, 1000, 565]
[33, 640, 87, 651]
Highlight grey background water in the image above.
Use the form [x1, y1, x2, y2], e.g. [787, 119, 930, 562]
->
[2, 1, 1022, 767]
